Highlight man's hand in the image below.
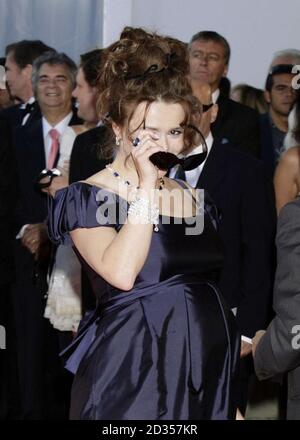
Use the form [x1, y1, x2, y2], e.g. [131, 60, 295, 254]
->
[21, 223, 49, 256]
[252, 330, 266, 357]
[240, 340, 252, 358]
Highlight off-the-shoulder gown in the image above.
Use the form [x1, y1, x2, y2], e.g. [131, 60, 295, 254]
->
[47, 181, 240, 420]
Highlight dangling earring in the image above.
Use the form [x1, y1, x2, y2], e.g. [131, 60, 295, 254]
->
[116, 137, 121, 146]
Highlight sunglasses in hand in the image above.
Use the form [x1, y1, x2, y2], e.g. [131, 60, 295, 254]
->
[35, 168, 62, 190]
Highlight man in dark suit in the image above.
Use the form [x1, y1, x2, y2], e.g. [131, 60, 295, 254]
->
[0, 40, 54, 128]
[188, 31, 260, 158]
[197, 135, 275, 342]
[0, 117, 18, 419]
[0, 118, 15, 314]
[11, 51, 81, 419]
[172, 83, 276, 412]
[253, 198, 300, 419]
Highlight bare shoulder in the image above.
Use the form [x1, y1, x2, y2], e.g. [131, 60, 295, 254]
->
[280, 146, 300, 167]
[83, 168, 113, 190]
[83, 168, 120, 193]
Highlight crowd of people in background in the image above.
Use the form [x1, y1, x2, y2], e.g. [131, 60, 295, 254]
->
[0, 26, 299, 420]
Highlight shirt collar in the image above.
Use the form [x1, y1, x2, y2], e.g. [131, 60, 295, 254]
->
[19, 96, 35, 109]
[42, 112, 73, 138]
[186, 131, 214, 156]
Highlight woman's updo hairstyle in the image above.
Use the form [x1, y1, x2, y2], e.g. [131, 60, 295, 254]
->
[96, 27, 202, 157]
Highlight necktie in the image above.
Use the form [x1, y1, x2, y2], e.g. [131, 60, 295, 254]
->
[47, 129, 60, 169]
[181, 152, 207, 170]
[24, 102, 35, 114]
[174, 165, 186, 181]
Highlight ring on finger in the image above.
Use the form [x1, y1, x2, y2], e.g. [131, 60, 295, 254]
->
[132, 137, 140, 147]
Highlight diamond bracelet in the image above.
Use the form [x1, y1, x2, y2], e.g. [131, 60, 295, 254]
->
[128, 194, 160, 231]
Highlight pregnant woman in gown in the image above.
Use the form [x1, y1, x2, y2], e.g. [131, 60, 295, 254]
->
[47, 31, 240, 420]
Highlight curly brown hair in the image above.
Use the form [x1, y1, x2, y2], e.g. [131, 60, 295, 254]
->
[96, 28, 202, 159]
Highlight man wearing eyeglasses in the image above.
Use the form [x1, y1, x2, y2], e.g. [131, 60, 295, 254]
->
[188, 31, 260, 158]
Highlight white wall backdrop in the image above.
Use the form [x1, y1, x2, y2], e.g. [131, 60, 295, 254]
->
[129, 0, 300, 88]
[0, 0, 104, 64]
[1, 0, 299, 88]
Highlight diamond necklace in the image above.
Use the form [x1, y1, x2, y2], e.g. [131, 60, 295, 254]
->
[105, 164, 164, 190]
[105, 164, 137, 188]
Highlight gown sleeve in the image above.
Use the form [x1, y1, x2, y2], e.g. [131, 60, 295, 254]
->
[47, 182, 128, 245]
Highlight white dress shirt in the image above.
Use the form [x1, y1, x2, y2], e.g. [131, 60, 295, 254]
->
[16, 112, 73, 241]
[184, 132, 214, 187]
[212, 88, 220, 104]
[169, 132, 213, 186]
[42, 112, 73, 166]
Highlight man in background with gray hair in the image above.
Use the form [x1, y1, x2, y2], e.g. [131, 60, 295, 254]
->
[270, 49, 300, 69]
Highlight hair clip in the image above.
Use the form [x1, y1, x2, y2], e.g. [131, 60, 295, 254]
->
[165, 52, 175, 67]
[125, 64, 165, 81]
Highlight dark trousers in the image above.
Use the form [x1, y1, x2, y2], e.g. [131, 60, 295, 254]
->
[236, 355, 253, 415]
[0, 285, 9, 419]
[0, 283, 21, 420]
[10, 241, 71, 419]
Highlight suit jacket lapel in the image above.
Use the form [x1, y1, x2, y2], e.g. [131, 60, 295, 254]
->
[25, 103, 41, 126]
[19, 110, 81, 174]
[196, 139, 227, 192]
[25, 119, 46, 172]
[211, 93, 228, 135]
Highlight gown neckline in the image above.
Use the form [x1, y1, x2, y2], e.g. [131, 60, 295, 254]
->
[76, 180, 200, 220]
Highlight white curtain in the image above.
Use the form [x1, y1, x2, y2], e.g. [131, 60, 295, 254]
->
[0, 0, 104, 63]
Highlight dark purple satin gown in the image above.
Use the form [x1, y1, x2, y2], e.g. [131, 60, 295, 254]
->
[47, 182, 240, 420]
